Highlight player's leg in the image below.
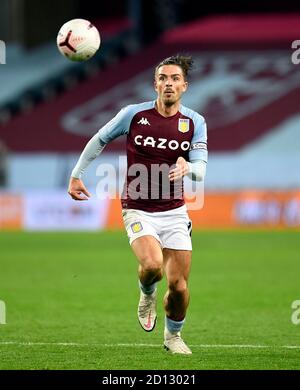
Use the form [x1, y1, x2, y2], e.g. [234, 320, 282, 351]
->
[131, 235, 164, 287]
[122, 209, 164, 331]
[158, 206, 193, 353]
[162, 248, 192, 354]
[131, 236, 164, 331]
[163, 248, 191, 320]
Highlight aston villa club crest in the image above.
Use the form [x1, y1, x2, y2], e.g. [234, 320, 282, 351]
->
[131, 222, 143, 234]
[178, 118, 190, 133]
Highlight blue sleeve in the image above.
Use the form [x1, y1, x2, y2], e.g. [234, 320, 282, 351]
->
[98, 105, 135, 144]
[188, 114, 208, 163]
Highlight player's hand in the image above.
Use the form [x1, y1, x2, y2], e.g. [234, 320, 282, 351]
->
[169, 157, 189, 182]
[68, 177, 91, 201]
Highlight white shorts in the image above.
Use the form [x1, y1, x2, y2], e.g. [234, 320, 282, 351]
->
[122, 205, 192, 251]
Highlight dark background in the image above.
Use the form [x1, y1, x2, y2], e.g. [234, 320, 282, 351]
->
[1, 0, 300, 48]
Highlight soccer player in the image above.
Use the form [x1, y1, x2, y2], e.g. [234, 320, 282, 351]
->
[68, 55, 207, 354]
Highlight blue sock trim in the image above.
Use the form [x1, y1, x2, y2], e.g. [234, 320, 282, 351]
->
[165, 316, 185, 333]
[139, 280, 156, 295]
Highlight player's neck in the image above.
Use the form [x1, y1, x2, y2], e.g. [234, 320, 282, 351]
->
[155, 100, 180, 117]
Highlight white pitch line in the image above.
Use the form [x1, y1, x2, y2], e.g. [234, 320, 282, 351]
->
[0, 341, 300, 349]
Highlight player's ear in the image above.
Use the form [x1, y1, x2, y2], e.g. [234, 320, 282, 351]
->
[183, 81, 188, 92]
[154, 79, 158, 92]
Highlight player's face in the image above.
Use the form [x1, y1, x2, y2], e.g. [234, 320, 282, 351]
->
[154, 65, 188, 106]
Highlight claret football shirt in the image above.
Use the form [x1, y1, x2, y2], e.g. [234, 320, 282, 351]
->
[98, 101, 207, 212]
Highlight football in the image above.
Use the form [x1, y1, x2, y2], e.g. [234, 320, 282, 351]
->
[57, 18, 101, 62]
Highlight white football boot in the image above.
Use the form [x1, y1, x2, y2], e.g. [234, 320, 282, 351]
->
[164, 328, 192, 355]
[137, 289, 157, 332]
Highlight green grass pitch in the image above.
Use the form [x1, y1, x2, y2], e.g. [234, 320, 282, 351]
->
[0, 230, 299, 370]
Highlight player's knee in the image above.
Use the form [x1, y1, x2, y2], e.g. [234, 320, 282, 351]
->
[168, 279, 188, 295]
[141, 256, 163, 277]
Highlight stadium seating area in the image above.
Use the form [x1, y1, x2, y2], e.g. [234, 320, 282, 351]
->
[0, 17, 137, 121]
[1, 14, 300, 229]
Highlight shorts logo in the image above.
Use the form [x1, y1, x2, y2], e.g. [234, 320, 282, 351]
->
[131, 222, 143, 233]
[178, 118, 189, 133]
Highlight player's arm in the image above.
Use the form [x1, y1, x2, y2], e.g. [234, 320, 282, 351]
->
[187, 114, 207, 181]
[168, 157, 206, 182]
[68, 106, 132, 201]
[68, 134, 104, 200]
[169, 114, 207, 182]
